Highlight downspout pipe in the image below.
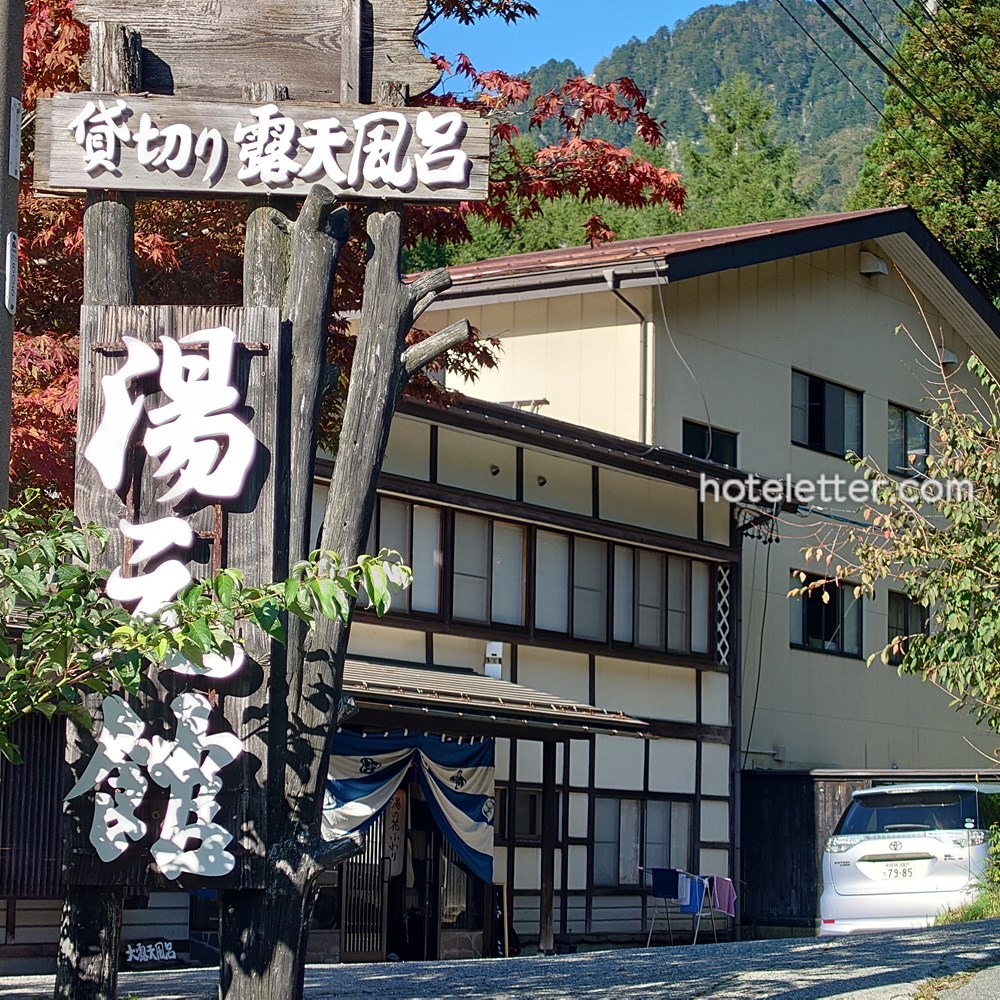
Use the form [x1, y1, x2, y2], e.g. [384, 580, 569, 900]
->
[604, 269, 654, 445]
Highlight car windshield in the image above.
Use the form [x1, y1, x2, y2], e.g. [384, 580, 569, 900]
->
[835, 790, 977, 834]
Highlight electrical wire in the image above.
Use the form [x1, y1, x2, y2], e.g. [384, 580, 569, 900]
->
[772, 0, 946, 187]
[634, 248, 717, 460]
[822, 0, 1000, 186]
[818, 0, 995, 174]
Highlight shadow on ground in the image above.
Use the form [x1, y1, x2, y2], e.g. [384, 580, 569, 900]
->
[3, 919, 1000, 999]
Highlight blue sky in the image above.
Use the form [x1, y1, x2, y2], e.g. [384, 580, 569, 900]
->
[423, 1, 739, 77]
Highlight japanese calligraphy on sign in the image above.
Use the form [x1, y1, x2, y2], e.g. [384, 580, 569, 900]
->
[34, 94, 490, 203]
[68, 305, 283, 885]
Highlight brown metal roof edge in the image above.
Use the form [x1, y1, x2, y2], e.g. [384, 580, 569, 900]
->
[417, 207, 1000, 348]
[429, 208, 902, 286]
[394, 394, 750, 486]
[342, 659, 649, 738]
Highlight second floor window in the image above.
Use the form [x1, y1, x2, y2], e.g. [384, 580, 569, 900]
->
[888, 404, 930, 476]
[682, 420, 738, 467]
[369, 496, 718, 660]
[453, 512, 526, 626]
[790, 572, 862, 657]
[792, 371, 862, 458]
[374, 497, 442, 614]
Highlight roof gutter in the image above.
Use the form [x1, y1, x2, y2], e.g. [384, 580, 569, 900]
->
[604, 267, 656, 445]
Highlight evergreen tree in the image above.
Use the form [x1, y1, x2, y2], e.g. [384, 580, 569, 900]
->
[679, 73, 816, 230]
[851, 0, 1000, 300]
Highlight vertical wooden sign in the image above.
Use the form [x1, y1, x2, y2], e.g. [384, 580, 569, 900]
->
[67, 304, 285, 889]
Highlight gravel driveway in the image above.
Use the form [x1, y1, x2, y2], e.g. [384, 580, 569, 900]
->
[3, 920, 1000, 999]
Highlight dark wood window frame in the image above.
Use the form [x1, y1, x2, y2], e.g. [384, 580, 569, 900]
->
[791, 369, 864, 459]
[790, 570, 864, 659]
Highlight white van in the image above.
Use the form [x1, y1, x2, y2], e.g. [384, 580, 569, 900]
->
[819, 782, 1000, 935]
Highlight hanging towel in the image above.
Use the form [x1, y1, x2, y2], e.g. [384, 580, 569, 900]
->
[676, 872, 691, 906]
[651, 867, 681, 901]
[710, 876, 738, 917]
[679, 875, 707, 914]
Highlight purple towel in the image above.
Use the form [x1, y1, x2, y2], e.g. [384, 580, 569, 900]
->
[711, 876, 737, 917]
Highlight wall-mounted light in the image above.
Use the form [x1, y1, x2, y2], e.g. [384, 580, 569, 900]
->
[489, 464, 500, 477]
[859, 251, 888, 276]
[484, 641, 503, 679]
[537, 475, 547, 487]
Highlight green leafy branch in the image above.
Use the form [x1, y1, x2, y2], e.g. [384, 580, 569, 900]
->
[787, 343, 1000, 732]
[0, 492, 411, 764]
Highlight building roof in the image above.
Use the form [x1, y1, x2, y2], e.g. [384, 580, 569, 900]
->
[342, 659, 648, 741]
[424, 207, 1000, 372]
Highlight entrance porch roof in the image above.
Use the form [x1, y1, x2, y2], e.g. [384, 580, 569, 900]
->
[341, 659, 648, 741]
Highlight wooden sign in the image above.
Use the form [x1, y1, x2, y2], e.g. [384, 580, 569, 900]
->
[73, 0, 440, 101]
[68, 304, 286, 889]
[34, 93, 490, 203]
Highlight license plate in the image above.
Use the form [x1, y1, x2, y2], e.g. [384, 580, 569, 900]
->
[881, 866, 914, 879]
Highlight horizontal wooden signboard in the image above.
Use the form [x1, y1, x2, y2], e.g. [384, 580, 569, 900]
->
[35, 93, 489, 203]
[73, 0, 440, 101]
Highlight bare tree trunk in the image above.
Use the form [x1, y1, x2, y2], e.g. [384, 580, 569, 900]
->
[56, 21, 140, 1000]
[220, 183, 353, 1000]
[219, 205, 468, 1000]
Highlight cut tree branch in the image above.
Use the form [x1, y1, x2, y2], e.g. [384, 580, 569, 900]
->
[402, 320, 472, 376]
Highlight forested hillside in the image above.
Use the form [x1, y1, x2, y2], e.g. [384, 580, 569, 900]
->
[525, 0, 902, 211]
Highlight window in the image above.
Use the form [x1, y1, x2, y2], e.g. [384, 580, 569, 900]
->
[494, 787, 560, 843]
[535, 533, 609, 641]
[682, 420, 738, 467]
[452, 513, 526, 625]
[792, 371, 862, 457]
[888, 404, 930, 476]
[367, 496, 719, 662]
[790, 572, 862, 656]
[888, 591, 928, 665]
[594, 797, 692, 888]
[616, 549, 713, 655]
[374, 497, 442, 614]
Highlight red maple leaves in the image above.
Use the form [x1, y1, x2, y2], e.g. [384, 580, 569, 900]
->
[13, 0, 685, 504]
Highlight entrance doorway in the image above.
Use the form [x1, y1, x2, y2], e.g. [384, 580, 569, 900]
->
[339, 810, 389, 962]
[337, 778, 487, 963]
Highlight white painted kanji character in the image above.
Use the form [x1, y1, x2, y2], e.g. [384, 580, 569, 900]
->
[106, 516, 195, 616]
[65, 695, 151, 862]
[67, 99, 133, 175]
[83, 336, 159, 491]
[349, 112, 415, 191]
[66, 693, 245, 879]
[125, 944, 138, 962]
[163, 941, 176, 960]
[133, 116, 225, 187]
[146, 692, 243, 879]
[415, 111, 471, 188]
[143, 327, 257, 504]
[234, 103, 299, 185]
[134, 113, 194, 170]
[298, 116, 349, 184]
[195, 127, 225, 186]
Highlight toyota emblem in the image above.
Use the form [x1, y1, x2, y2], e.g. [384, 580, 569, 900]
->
[889, 841, 903, 851]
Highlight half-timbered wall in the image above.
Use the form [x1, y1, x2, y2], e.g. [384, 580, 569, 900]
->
[315, 410, 738, 944]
